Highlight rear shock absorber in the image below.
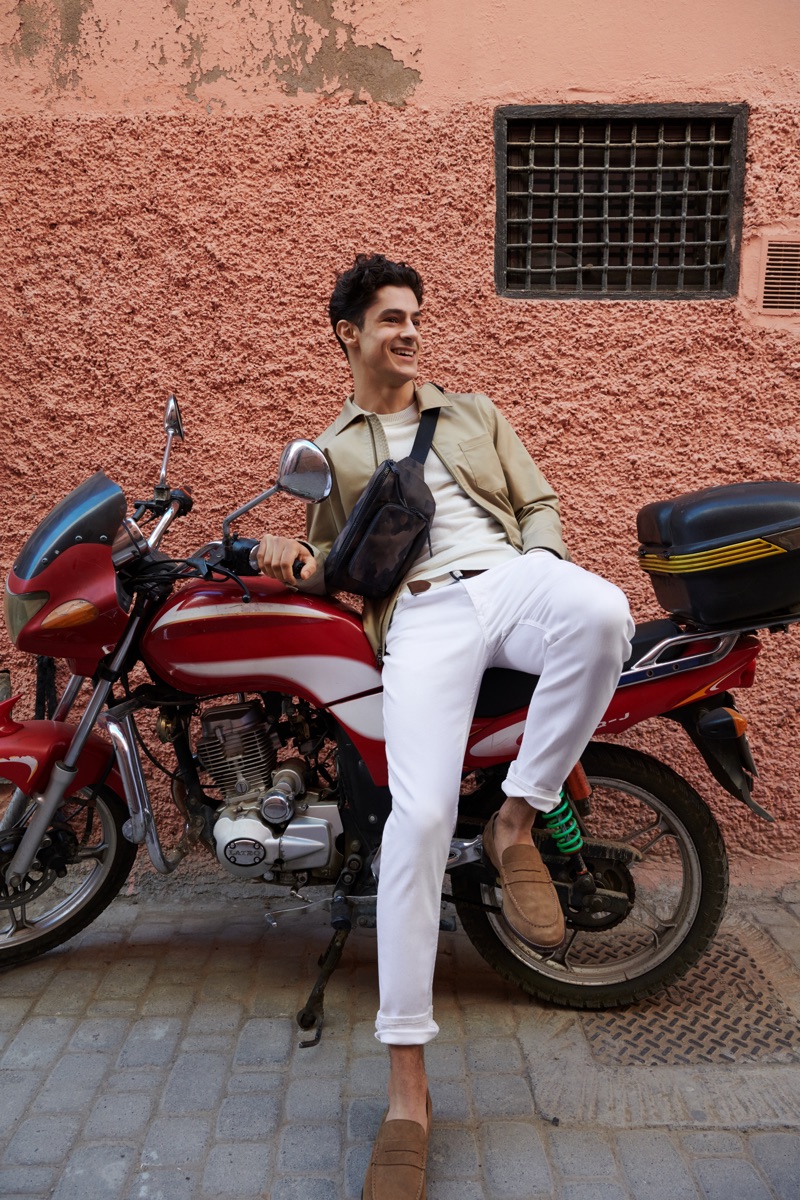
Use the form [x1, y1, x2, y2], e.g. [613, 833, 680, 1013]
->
[542, 765, 596, 901]
[541, 794, 583, 854]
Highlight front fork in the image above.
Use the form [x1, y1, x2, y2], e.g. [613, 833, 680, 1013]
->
[0, 673, 87, 835]
[3, 612, 145, 887]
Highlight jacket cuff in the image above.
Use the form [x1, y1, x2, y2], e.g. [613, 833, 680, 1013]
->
[522, 534, 569, 561]
[294, 542, 327, 594]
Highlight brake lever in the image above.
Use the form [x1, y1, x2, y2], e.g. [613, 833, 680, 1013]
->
[184, 555, 213, 578]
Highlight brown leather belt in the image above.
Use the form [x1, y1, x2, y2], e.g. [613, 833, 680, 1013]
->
[407, 570, 486, 596]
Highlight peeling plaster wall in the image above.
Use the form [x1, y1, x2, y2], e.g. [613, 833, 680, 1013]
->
[1, 0, 799, 112]
[0, 0, 424, 109]
[1, 2, 800, 869]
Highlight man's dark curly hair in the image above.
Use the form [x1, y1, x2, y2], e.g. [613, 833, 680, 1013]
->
[329, 253, 424, 359]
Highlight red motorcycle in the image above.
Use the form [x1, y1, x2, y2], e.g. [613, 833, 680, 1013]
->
[2, 397, 798, 1039]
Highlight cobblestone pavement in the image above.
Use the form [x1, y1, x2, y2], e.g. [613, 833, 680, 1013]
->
[0, 880, 799, 1200]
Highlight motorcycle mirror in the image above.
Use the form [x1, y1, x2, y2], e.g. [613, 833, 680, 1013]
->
[163, 395, 184, 441]
[158, 394, 184, 490]
[221, 439, 331, 547]
[276, 439, 332, 504]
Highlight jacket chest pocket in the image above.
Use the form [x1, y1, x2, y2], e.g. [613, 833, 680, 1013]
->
[459, 433, 506, 493]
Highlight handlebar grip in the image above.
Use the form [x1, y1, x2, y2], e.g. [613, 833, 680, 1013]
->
[225, 539, 308, 582]
[226, 537, 261, 576]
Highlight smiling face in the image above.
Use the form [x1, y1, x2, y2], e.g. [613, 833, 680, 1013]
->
[336, 285, 422, 394]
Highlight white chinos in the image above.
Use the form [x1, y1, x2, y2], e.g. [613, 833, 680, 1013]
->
[374, 552, 634, 1044]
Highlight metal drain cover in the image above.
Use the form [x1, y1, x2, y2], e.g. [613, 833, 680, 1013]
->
[531, 917, 800, 1128]
[582, 934, 800, 1067]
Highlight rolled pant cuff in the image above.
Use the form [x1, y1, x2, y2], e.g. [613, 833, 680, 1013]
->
[375, 1009, 439, 1045]
[501, 775, 561, 812]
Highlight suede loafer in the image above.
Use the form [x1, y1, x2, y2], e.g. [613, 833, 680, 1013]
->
[362, 1091, 432, 1200]
[482, 813, 566, 952]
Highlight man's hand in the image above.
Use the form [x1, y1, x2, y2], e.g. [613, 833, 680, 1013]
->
[256, 535, 318, 585]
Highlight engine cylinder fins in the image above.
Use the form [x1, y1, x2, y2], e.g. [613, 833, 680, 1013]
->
[197, 700, 278, 799]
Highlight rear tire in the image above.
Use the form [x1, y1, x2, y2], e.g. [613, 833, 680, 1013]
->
[453, 742, 729, 1008]
[0, 783, 137, 968]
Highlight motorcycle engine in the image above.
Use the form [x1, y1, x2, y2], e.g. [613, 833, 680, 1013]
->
[196, 700, 343, 879]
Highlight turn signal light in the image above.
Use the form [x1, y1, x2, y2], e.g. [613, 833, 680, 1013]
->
[724, 708, 749, 737]
[40, 600, 100, 629]
[696, 707, 749, 740]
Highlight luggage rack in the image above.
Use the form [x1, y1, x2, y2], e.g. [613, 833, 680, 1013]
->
[619, 610, 800, 688]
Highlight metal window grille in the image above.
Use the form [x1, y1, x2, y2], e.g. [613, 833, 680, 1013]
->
[496, 105, 747, 299]
[762, 242, 800, 310]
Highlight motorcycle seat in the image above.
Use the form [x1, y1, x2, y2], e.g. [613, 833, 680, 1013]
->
[472, 618, 683, 719]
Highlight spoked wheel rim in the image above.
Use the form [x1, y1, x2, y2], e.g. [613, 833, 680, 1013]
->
[481, 774, 704, 989]
[0, 789, 123, 949]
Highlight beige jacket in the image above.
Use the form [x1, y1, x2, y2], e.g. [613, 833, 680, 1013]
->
[297, 382, 568, 660]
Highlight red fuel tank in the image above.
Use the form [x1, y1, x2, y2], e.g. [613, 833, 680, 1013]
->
[140, 578, 389, 782]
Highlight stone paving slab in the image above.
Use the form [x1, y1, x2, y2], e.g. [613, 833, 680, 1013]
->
[0, 886, 797, 1198]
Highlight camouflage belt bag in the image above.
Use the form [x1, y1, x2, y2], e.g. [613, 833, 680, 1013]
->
[324, 407, 440, 599]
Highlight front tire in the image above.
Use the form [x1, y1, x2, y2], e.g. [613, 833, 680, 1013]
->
[0, 783, 137, 968]
[453, 742, 729, 1008]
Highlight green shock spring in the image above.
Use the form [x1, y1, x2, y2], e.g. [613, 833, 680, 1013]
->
[542, 793, 584, 854]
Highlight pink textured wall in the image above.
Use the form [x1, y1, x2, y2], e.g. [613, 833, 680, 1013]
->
[2, 2, 800, 871]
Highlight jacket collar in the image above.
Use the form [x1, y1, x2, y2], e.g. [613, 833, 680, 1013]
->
[332, 382, 453, 436]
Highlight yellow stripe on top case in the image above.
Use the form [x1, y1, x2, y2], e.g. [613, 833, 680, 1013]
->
[638, 537, 787, 575]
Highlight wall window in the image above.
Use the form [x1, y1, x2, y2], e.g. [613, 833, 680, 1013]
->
[495, 105, 748, 299]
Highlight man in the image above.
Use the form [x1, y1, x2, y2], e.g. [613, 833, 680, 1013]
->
[257, 254, 633, 1199]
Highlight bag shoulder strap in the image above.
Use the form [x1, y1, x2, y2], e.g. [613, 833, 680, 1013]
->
[409, 406, 440, 465]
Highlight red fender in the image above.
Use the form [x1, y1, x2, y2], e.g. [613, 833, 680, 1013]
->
[0, 699, 124, 798]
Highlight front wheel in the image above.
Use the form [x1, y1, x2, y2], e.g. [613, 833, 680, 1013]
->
[0, 783, 137, 968]
[452, 742, 729, 1009]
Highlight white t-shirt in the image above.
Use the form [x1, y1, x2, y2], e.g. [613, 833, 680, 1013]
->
[375, 404, 520, 583]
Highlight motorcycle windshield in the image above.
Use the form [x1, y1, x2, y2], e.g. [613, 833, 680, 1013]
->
[13, 471, 127, 581]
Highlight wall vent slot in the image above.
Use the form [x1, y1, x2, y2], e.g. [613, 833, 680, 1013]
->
[762, 242, 800, 310]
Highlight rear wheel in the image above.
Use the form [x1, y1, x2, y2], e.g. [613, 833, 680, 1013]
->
[0, 783, 137, 968]
[452, 742, 729, 1008]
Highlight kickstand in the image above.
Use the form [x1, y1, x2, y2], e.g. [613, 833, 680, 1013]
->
[296, 927, 351, 1047]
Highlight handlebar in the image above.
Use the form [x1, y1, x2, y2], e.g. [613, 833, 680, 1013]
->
[113, 489, 194, 573]
[118, 489, 305, 591]
[146, 500, 182, 551]
[224, 538, 304, 581]
[144, 486, 192, 551]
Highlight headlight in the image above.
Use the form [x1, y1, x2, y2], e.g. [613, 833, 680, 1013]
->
[3, 583, 48, 646]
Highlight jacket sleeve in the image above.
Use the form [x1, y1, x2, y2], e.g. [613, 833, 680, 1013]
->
[485, 396, 570, 561]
